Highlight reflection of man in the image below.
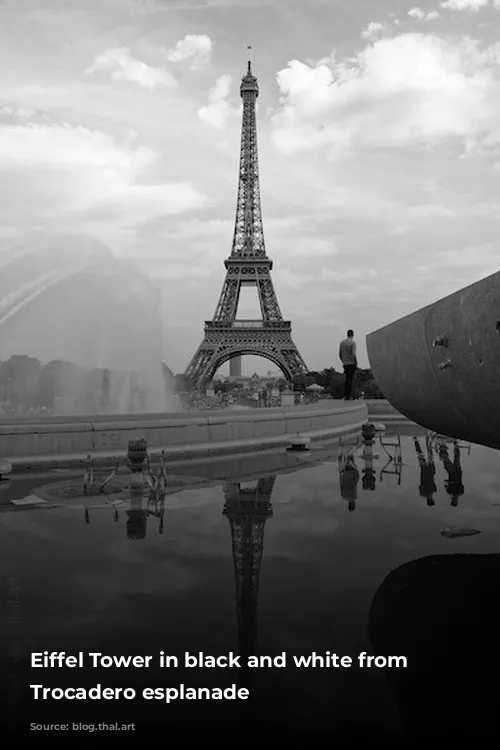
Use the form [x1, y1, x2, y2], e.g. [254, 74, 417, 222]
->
[414, 436, 436, 506]
[439, 440, 464, 507]
[340, 455, 359, 511]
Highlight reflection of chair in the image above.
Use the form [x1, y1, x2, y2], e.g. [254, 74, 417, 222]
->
[338, 436, 376, 500]
[379, 434, 403, 485]
[84, 499, 120, 525]
[83, 450, 168, 498]
[427, 431, 471, 456]
[338, 436, 362, 473]
[84, 491, 165, 537]
[458, 440, 471, 455]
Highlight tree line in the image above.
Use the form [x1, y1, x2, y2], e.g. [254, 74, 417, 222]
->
[291, 368, 384, 399]
[0, 355, 383, 411]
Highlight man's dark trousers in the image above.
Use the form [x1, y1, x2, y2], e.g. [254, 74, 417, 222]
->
[343, 365, 356, 399]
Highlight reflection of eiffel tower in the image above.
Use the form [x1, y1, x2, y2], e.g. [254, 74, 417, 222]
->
[223, 476, 275, 678]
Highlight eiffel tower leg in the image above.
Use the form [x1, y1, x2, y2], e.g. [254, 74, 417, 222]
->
[185, 343, 215, 386]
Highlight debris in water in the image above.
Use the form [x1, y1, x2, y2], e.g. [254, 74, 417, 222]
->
[11, 494, 47, 506]
[0, 458, 12, 479]
[441, 526, 481, 539]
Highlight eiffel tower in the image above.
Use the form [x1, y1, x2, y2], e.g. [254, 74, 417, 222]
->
[185, 49, 307, 387]
[223, 476, 275, 673]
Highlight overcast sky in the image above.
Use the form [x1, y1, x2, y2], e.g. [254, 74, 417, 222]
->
[1, 0, 500, 374]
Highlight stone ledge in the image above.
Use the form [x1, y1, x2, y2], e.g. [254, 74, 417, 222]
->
[0, 402, 367, 462]
[6, 418, 367, 472]
[0, 403, 362, 434]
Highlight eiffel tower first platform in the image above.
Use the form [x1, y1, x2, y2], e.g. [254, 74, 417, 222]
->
[185, 51, 308, 388]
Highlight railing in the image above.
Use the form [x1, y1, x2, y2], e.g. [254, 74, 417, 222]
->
[205, 320, 291, 330]
[233, 320, 263, 328]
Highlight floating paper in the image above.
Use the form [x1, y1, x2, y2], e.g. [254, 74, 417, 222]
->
[11, 494, 47, 506]
[441, 526, 481, 539]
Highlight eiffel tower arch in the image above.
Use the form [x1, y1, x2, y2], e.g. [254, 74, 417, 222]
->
[185, 50, 308, 387]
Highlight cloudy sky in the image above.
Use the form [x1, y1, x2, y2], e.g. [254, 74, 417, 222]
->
[1, 0, 500, 374]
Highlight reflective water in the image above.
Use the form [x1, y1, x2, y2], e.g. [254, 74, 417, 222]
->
[1, 425, 500, 745]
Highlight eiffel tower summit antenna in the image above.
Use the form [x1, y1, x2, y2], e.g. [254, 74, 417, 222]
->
[185, 53, 308, 387]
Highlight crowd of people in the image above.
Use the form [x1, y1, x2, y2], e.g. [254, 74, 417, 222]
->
[0, 386, 327, 418]
[181, 387, 314, 411]
[181, 390, 234, 411]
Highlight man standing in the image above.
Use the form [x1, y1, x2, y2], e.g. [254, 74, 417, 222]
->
[339, 329, 357, 400]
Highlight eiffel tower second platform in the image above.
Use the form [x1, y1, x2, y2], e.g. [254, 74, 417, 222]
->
[185, 53, 307, 388]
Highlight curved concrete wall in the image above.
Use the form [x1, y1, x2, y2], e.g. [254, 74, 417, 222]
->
[367, 271, 500, 449]
[0, 402, 367, 468]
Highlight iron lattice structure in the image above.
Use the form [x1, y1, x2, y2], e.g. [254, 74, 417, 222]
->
[185, 54, 308, 387]
[223, 476, 275, 671]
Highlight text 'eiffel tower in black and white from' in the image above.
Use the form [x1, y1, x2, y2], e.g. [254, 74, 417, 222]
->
[185, 48, 308, 387]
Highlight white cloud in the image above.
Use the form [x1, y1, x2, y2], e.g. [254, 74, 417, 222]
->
[159, 217, 232, 241]
[0, 105, 36, 119]
[361, 22, 387, 41]
[167, 34, 213, 69]
[0, 123, 154, 172]
[441, 0, 489, 10]
[388, 224, 413, 236]
[273, 269, 313, 289]
[274, 236, 339, 259]
[319, 268, 367, 282]
[439, 244, 498, 267]
[271, 34, 500, 157]
[408, 7, 441, 19]
[198, 74, 235, 129]
[85, 47, 177, 88]
[0, 122, 206, 235]
[417, 242, 500, 279]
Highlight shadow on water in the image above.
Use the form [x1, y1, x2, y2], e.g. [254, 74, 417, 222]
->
[368, 553, 500, 746]
[0, 426, 499, 744]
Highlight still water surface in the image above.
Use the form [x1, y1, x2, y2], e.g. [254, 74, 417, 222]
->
[1, 425, 499, 744]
